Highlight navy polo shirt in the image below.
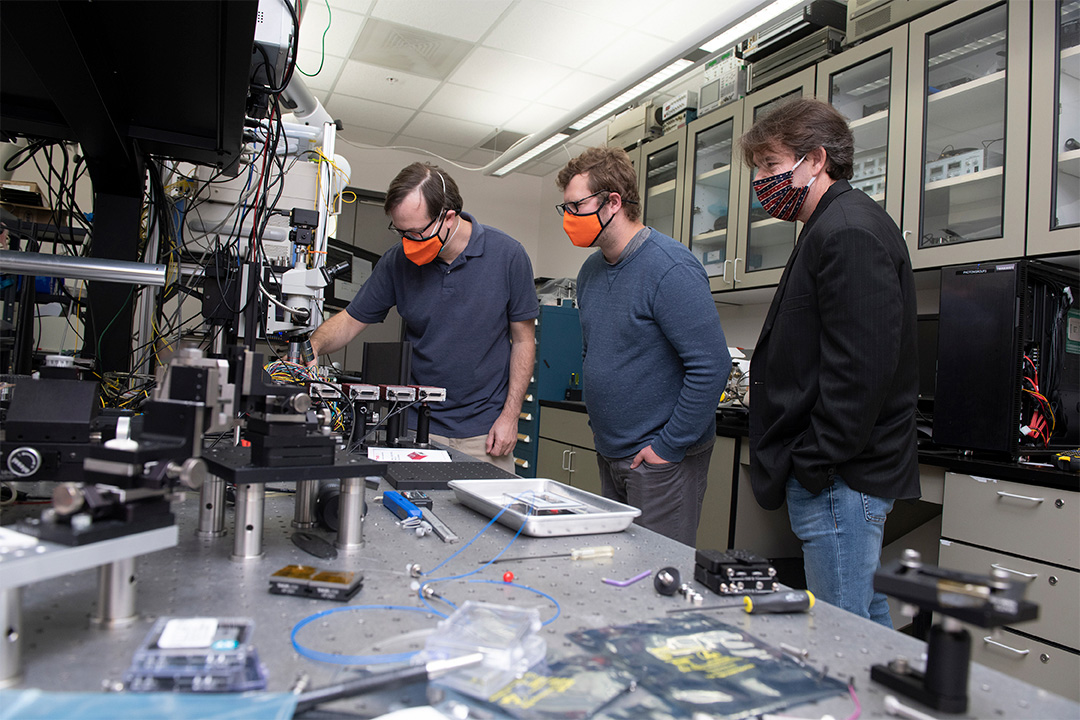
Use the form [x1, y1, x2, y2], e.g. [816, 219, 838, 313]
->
[346, 213, 538, 437]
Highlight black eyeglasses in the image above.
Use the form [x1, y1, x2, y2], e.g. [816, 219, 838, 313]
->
[555, 190, 611, 217]
[388, 210, 446, 241]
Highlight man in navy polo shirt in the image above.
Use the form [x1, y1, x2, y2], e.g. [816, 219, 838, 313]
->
[310, 162, 538, 472]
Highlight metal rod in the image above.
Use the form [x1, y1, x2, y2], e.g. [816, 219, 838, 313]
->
[0, 249, 167, 286]
[335, 477, 365, 552]
[293, 479, 319, 529]
[91, 558, 137, 627]
[0, 587, 23, 689]
[293, 653, 483, 715]
[196, 475, 227, 538]
[232, 483, 265, 560]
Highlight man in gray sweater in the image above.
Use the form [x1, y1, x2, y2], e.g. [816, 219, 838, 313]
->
[556, 147, 731, 545]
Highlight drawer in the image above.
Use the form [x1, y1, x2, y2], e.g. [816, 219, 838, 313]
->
[941, 473, 1079, 568]
[971, 628, 1080, 702]
[538, 407, 594, 450]
[939, 539, 1079, 651]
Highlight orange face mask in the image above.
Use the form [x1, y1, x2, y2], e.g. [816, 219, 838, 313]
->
[402, 235, 443, 265]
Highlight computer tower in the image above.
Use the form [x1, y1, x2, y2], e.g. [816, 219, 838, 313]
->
[933, 260, 1079, 456]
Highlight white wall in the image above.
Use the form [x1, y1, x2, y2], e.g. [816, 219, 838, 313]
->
[332, 141, 600, 283]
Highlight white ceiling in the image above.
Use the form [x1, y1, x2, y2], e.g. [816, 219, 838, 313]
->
[295, 0, 769, 177]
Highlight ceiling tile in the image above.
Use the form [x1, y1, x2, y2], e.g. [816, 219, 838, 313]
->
[449, 47, 570, 102]
[539, 0, 654, 26]
[583, 28, 676, 82]
[423, 84, 528, 127]
[338, 126, 396, 148]
[457, 148, 503, 169]
[639, 1, 754, 44]
[481, 2, 614, 68]
[333, 60, 441, 108]
[297, 5, 366, 58]
[294, 52, 345, 92]
[538, 71, 615, 112]
[391, 135, 474, 163]
[521, 159, 563, 177]
[371, 0, 513, 43]
[500, 103, 567, 134]
[399, 114, 495, 149]
[326, 95, 417, 133]
[350, 18, 473, 81]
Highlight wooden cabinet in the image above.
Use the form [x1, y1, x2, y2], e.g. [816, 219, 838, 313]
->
[939, 471, 1079, 701]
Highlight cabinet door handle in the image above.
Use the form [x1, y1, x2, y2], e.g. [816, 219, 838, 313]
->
[991, 563, 1038, 580]
[982, 636, 1030, 656]
[567, 449, 576, 474]
[721, 259, 732, 285]
[996, 491, 1044, 504]
[561, 449, 570, 472]
[733, 257, 743, 284]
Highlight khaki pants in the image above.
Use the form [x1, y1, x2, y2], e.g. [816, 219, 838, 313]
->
[430, 433, 517, 475]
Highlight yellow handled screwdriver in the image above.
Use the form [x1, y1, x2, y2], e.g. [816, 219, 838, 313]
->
[480, 545, 615, 565]
[667, 590, 816, 615]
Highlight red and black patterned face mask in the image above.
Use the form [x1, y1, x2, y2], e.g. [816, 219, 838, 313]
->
[752, 155, 815, 223]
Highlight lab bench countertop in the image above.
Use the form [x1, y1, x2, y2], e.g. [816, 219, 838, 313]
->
[3, 474, 1077, 719]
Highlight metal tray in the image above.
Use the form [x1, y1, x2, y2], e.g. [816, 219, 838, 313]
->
[447, 479, 641, 537]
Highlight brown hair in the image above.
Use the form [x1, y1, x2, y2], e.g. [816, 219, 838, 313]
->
[556, 147, 641, 222]
[384, 162, 463, 217]
[738, 97, 854, 180]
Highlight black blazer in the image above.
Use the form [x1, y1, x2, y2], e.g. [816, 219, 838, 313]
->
[749, 180, 921, 511]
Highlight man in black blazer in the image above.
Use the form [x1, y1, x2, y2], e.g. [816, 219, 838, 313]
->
[740, 98, 920, 627]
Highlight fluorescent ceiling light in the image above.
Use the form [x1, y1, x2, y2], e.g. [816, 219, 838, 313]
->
[570, 59, 694, 131]
[700, 0, 804, 53]
[487, 0, 805, 176]
[492, 133, 570, 176]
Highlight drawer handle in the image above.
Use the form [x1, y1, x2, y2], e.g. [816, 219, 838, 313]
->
[996, 491, 1045, 504]
[982, 637, 1030, 656]
[991, 564, 1038, 581]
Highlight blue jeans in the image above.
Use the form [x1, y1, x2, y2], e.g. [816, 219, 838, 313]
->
[786, 475, 894, 627]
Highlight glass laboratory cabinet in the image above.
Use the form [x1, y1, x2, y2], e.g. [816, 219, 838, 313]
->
[902, 0, 1030, 268]
[1028, 0, 1080, 255]
[732, 66, 816, 289]
[817, 26, 909, 227]
[682, 103, 743, 291]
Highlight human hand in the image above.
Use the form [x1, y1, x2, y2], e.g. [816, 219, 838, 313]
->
[486, 414, 518, 457]
[630, 444, 671, 470]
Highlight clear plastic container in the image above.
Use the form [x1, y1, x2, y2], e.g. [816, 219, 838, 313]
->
[423, 601, 547, 700]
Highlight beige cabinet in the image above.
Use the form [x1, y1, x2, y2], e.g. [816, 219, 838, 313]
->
[1027, 0, 1080, 255]
[536, 407, 600, 495]
[695, 436, 737, 551]
[902, 0, 1031, 268]
[939, 471, 1079, 701]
